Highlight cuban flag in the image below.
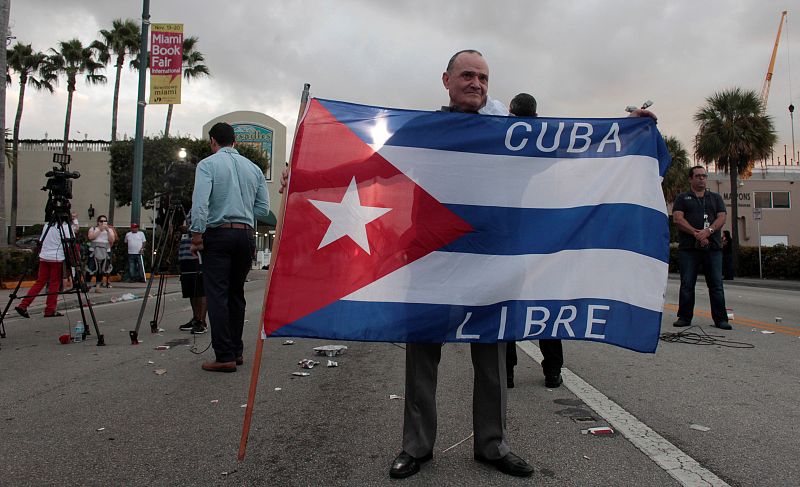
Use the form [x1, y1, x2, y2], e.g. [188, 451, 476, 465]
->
[263, 99, 671, 353]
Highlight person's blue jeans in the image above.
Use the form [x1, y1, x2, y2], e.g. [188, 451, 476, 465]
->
[678, 249, 728, 325]
[127, 254, 145, 281]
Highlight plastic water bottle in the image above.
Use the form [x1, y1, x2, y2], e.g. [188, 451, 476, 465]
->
[72, 321, 84, 343]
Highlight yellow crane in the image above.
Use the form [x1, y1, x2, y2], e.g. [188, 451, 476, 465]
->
[760, 10, 788, 109]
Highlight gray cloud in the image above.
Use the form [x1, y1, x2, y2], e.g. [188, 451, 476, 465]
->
[6, 1, 798, 161]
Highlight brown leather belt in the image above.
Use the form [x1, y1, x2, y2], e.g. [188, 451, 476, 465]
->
[215, 223, 252, 229]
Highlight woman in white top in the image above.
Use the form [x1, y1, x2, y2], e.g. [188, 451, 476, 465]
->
[85, 215, 117, 288]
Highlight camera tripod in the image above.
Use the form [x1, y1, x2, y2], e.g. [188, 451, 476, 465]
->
[130, 203, 185, 345]
[0, 213, 104, 349]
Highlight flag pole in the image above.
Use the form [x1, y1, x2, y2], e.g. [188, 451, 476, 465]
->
[238, 83, 311, 462]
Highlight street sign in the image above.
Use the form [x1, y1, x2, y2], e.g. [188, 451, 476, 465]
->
[753, 208, 762, 220]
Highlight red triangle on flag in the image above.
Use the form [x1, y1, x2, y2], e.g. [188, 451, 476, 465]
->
[264, 100, 473, 335]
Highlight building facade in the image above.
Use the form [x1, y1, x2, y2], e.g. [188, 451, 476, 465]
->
[707, 168, 798, 246]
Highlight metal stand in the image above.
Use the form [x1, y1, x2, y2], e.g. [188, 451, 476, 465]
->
[0, 215, 104, 348]
[130, 204, 184, 344]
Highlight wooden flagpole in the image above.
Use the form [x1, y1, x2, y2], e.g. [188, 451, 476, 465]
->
[238, 83, 312, 462]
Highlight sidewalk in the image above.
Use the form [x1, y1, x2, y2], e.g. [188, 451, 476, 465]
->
[667, 272, 800, 291]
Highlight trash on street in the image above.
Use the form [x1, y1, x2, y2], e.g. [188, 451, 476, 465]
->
[689, 424, 711, 432]
[327, 360, 338, 367]
[313, 344, 348, 356]
[298, 359, 320, 369]
[292, 372, 311, 377]
[153, 369, 167, 375]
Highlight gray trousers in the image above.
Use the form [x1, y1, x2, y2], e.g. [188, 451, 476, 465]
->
[402, 342, 510, 459]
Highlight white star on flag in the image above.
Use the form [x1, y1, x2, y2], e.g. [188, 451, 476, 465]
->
[308, 177, 392, 254]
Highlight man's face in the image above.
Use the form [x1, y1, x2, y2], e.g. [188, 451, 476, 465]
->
[442, 52, 489, 112]
[689, 168, 708, 192]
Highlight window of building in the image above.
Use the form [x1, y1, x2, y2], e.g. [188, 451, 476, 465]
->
[753, 191, 791, 209]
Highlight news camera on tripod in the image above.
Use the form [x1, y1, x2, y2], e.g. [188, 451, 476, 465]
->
[0, 153, 104, 347]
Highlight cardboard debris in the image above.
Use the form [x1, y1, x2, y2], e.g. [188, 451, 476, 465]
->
[689, 424, 711, 432]
[313, 345, 348, 357]
[154, 369, 167, 375]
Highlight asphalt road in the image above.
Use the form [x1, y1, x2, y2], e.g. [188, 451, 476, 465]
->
[0, 274, 797, 486]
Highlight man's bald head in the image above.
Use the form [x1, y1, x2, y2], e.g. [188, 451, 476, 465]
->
[442, 50, 489, 113]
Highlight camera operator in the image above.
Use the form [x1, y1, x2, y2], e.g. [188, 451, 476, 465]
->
[86, 215, 117, 289]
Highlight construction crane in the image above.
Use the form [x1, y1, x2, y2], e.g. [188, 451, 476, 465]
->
[760, 10, 788, 109]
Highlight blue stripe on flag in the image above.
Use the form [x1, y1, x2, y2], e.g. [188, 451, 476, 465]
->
[441, 203, 670, 262]
[271, 298, 662, 353]
[316, 98, 667, 162]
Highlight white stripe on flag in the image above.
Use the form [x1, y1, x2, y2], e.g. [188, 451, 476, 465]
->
[376, 146, 667, 214]
[344, 249, 667, 312]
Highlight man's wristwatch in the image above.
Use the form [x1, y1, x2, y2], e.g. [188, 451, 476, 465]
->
[708, 227, 715, 234]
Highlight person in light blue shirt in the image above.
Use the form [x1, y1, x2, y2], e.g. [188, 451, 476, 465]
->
[190, 122, 270, 373]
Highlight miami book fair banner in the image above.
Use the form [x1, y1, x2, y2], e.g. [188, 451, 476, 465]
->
[149, 23, 183, 105]
[264, 98, 671, 354]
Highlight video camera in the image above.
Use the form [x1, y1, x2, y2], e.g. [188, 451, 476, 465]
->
[42, 153, 80, 221]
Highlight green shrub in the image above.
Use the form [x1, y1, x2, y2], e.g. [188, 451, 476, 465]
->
[669, 245, 800, 279]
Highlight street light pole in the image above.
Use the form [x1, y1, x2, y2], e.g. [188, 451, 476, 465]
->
[131, 0, 150, 226]
[790, 104, 796, 165]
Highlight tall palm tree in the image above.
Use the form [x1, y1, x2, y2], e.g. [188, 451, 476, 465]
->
[164, 36, 209, 137]
[694, 88, 777, 272]
[47, 39, 106, 154]
[661, 136, 691, 205]
[7, 43, 57, 243]
[91, 19, 140, 223]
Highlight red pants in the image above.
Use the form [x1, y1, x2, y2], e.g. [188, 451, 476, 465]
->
[20, 260, 63, 315]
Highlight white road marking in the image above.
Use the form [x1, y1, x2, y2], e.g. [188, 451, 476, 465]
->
[517, 341, 730, 487]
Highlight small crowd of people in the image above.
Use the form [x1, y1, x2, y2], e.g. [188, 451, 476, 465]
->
[14, 213, 148, 319]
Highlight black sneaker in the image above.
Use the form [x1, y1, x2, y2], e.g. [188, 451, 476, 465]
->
[672, 318, 691, 327]
[191, 322, 207, 334]
[179, 319, 197, 331]
[715, 321, 732, 330]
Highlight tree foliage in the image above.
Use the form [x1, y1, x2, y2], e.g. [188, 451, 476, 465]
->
[661, 135, 691, 204]
[109, 137, 268, 208]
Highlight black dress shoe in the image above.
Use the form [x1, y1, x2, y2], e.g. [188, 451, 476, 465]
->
[673, 318, 691, 327]
[475, 451, 534, 477]
[715, 321, 732, 330]
[236, 356, 244, 366]
[201, 361, 237, 373]
[15, 306, 30, 318]
[545, 374, 563, 388]
[389, 451, 432, 479]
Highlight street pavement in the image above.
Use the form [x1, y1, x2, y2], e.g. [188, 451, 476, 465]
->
[0, 271, 798, 486]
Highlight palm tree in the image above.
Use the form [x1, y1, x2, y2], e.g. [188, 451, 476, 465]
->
[7, 43, 57, 244]
[164, 36, 209, 137]
[48, 39, 106, 154]
[661, 136, 691, 205]
[694, 88, 777, 272]
[91, 19, 140, 223]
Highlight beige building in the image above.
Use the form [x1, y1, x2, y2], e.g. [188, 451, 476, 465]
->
[4, 110, 287, 244]
[707, 168, 798, 246]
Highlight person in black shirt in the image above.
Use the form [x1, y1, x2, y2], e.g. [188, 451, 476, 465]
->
[506, 93, 563, 390]
[671, 166, 731, 329]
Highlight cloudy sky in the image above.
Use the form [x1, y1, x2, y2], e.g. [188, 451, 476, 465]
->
[6, 0, 799, 163]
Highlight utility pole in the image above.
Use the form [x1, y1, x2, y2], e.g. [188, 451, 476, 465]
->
[131, 0, 150, 225]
